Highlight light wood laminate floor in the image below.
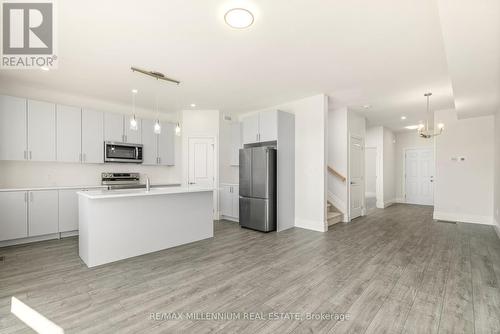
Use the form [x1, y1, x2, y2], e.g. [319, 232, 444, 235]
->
[1, 204, 500, 333]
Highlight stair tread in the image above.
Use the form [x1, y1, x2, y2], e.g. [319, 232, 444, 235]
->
[327, 212, 342, 219]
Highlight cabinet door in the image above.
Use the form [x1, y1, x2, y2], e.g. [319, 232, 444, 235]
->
[104, 112, 124, 142]
[230, 122, 241, 166]
[258, 110, 278, 142]
[232, 185, 239, 218]
[158, 122, 175, 165]
[82, 109, 104, 163]
[124, 116, 142, 144]
[0, 191, 28, 241]
[241, 114, 259, 144]
[220, 185, 233, 217]
[0, 95, 27, 161]
[28, 100, 56, 161]
[58, 189, 79, 232]
[141, 119, 158, 165]
[57, 105, 81, 163]
[28, 190, 58, 237]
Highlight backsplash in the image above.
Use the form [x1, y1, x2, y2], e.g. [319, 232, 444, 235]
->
[0, 161, 181, 188]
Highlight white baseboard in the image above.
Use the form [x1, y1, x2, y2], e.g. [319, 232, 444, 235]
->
[494, 219, 500, 240]
[327, 191, 346, 214]
[0, 233, 60, 248]
[394, 197, 405, 204]
[383, 199, 396, 208]
[295, 218, 327, 232]
[433, 211, 494, 226]
[220, 215, 239, 223]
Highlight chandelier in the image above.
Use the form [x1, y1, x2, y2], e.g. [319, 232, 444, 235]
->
[418, 92, 444, 138]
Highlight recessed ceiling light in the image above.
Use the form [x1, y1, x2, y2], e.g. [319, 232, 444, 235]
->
[190, 103, 196, 108]
[224, 8, 254, 29]
[40, 66, 49, 71]
[363, 104, 371, 109]
[401, 116, 407, 120]
[131, 89, 138, 94]
[405, 125, 420, 130]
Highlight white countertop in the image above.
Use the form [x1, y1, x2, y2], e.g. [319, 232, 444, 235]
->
[78, 186, 214, 199]
[0, 185, 107, 192]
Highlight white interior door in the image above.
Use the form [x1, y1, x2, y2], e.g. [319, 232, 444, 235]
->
[188, 137, 214, 188]
[349, 136, 364, 220]
[405, 148, 434, 205]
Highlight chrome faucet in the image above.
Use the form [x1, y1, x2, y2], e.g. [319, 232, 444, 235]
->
[146, 176, 151, 192]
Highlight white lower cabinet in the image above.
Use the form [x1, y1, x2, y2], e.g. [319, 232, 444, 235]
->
[58, 189, 79, 232]
[0, 191, 28, 241]
[28, 190, 58, 237]
[220, 184, 239, 220]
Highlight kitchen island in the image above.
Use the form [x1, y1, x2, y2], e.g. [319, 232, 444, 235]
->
[78, 186, 213, 267]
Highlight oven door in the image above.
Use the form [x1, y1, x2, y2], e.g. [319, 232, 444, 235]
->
[104, 142, 143, 163]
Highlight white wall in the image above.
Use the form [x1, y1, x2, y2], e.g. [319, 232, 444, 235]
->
[382, 127, 396, 206]
[394, 131, 434, 202]
[495, 111, 500, 236]
[219, 114, 239, 184]
[366, 126, 384, 208]
[328, 108, 348, 214]
[245, 94, 328, 232]
[434, 109, 494, 225]
[0, 85, 182, 188]
[365, 148, 377, 196]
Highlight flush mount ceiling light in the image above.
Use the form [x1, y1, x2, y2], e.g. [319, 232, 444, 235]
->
[224, 8, 254, 29]
[190, 103, 196, 108]
[401, 116, 407, 120]
[417, 93, 444, 139]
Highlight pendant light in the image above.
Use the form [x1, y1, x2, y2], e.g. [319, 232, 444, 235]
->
[129, 89, 138, 131]
[417, 93, 444, 139]
[153, 95, 161, 134]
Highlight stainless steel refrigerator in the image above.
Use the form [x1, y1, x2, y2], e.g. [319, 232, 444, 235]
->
[239, 146, 277, 232]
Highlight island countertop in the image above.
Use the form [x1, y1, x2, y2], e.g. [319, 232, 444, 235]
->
[77, 186, 213, 200]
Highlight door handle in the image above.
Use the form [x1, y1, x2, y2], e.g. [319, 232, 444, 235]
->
[189, 182, 196, 185]
[430, 180, 434, 183]
[350, 181, 355, 185]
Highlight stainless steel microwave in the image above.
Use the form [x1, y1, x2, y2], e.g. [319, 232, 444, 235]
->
[104, 142, 143, 163]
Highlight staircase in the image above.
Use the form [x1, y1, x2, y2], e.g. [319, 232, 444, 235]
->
[327, 201, 343, 226]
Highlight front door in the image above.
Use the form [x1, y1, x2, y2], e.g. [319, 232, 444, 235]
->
[349, 136, 364, 220]
[405, 148, 434, 205]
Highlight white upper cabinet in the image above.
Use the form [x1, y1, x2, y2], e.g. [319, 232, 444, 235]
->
[258, 110, 278, 142]
[241, 113, 259, 144]
[28, 190, 58, 237]
[241, 110, 278, 145]
[158, 122, 175, 166]
[141, 119, 158, 165]
[104, 112, 124, 142]
[27, 100, 56, 162]
[0, 191, 28, 241]
[56, 105, 81, 163]
[0, 95, 27, 161]
[230, 122, 241, 166]
[124, 116, 142, 144]
[82, 109, 104, 164]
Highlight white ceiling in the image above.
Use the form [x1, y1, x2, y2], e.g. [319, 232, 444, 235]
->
[0, 0, 498, 131]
